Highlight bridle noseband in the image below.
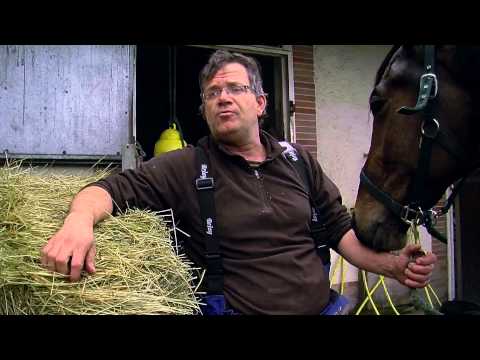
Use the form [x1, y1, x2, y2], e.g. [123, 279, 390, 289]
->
[360, 45, 476, 244]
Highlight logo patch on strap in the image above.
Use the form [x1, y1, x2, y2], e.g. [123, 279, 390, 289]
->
[206, 217, 213, 235]
[279, 141, 298, 162]
[200, 164, 208, 179]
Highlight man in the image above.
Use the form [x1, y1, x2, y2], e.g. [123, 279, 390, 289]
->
[41, 49, 437, 315]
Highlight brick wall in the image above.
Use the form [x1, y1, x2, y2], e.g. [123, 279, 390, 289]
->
[292, 45, 317, 156]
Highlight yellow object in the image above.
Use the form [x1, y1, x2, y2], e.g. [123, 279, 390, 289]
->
[154, 123, 186, 156]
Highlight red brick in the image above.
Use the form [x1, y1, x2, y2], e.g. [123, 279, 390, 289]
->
[294, 72, 315, 81]
[294, 62, 314, 70]
[295, 94, 316, 102]
[296, 109, 316, 115]
[295, 89, 316, 97]
[293, 45, 314, 54]
[294, 82, 315, 90]
[293, 54, 313, 62]
[295, 101, 316, 109]
[293, 57, 314, 65]
[294, 76, 315, 84]
[295, 131, 317, 140]
[295, 116, 317, 123]
[296, 139, 317, 146]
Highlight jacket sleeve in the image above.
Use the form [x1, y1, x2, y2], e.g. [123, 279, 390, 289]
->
[86, 148, 193, 216]
[294, 144, 352, 252]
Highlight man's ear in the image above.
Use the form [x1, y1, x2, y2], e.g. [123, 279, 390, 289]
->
[199, 104, 206, 120]
[256, 95, 267, 117]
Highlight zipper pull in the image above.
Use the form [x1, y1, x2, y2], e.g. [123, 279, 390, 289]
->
[254, 169, 260, 179]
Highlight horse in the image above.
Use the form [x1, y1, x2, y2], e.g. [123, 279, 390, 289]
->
[352, 45, 480, 252]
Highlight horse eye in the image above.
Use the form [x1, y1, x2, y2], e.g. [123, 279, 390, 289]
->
[369, 95, 387, 115]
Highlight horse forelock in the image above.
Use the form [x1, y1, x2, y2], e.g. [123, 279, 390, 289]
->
[374, 45, 402, 86]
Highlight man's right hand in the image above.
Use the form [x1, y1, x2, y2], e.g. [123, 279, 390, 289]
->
[40, 212, 97, 282]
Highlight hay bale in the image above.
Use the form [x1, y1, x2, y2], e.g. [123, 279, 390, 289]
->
[0, 162, 200, 315]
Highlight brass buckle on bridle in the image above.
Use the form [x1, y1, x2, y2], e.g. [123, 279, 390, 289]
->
[401, 206, 424, 226]
[426, 208, 439, 227]
[421, 73, 438, 99]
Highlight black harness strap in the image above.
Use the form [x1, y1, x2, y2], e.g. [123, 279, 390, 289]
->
[194, 146, 223, 295]
[194, 142, 333, 296]
[408, 46, 438, 205]
[280, 141, 331, 265]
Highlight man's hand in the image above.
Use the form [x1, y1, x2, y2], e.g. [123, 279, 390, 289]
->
[394, 244, 437, 288]
[40, 212, 96, 282]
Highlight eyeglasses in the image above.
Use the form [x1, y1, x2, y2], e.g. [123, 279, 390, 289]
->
[202, 84, 253, 101]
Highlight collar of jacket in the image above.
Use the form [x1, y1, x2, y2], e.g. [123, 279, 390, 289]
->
[198, 130, 285, 163]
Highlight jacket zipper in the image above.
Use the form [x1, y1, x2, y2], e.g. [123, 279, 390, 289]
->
[253, 168, 271, 212]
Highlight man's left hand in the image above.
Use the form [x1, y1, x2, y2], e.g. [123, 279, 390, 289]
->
[395, 244, 437, 288]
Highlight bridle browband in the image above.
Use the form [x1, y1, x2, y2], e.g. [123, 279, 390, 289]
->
[360, 45, 478, 244]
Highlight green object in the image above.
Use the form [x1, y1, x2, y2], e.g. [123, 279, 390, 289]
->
[154, 123, 187, 156]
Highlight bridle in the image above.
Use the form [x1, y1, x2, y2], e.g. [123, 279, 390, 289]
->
[360, 45, 477, 244]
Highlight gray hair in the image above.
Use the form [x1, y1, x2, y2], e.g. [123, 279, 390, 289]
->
[198, 49, 267, 117]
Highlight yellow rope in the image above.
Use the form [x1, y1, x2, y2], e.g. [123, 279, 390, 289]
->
[330, 254, 341, 284]
[406, 223, 444, 314]
[424, 285, 434, 309]
[340, 256, 346, 295]
[355, 270, 381, 315]
[380, 276, 400, 315]
[428, 284, 442, 307]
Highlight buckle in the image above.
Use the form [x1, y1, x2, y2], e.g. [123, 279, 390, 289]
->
[401, 205, 424, 225]
[426, 209, 439, 226]
[421, 118, 440, 139]
[421, 73, 438, 99]
[196, 177, 215, 190]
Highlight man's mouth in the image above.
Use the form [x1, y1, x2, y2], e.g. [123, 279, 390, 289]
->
[217, 110, 236, 116]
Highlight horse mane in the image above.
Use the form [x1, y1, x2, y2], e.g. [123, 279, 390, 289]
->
[374, 45, 402, 86]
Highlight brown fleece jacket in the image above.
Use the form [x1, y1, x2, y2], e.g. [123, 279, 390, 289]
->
[91, 131, 352, 314]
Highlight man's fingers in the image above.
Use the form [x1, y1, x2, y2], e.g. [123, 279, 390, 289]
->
[69, 248, 88, 282]
[40, 237, 56, 267]
[85, 244, 96, 274]
[404, 278, 429, 288]
[43, 242, 62, 273]
[415, 252, 437, 266]
[55, 251, 73, 275]
[405, 267, 430, 283]
[408, 262, 434, 275]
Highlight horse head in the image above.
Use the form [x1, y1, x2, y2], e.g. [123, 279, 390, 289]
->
[353, 45, 480, 251]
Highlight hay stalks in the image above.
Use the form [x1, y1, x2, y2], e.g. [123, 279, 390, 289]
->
[0, 162, 200, 315]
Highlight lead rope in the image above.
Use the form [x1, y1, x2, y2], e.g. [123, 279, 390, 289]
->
[407, 224, 443, 315]
[355, 225, 443, 315]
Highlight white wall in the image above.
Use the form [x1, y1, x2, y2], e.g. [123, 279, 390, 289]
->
[313, 45, 432, 284]
[314, 45, 389, 208]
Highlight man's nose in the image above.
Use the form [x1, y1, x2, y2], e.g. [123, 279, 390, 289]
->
[217, 89, 233, 104]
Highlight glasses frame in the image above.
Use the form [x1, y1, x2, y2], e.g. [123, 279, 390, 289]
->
[201, 83, 255, 102]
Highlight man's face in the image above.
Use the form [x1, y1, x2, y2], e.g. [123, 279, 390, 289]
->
[202, 63, 266, 144]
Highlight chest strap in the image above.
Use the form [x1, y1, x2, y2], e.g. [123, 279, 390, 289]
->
[279, 141, 331, 265]
[194, 146, 223, 295]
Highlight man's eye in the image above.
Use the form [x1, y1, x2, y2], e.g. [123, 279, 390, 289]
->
[229, 85, 243, 93]
[207, 89, 220, 97]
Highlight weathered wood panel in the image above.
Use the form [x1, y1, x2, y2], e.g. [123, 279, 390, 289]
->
[1, 45, 131, 156]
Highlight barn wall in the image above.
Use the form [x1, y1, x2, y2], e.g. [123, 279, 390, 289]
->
[313, 45, 390, 208]
[0, 45, 131, 157]
[312, 45, 390, 286]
